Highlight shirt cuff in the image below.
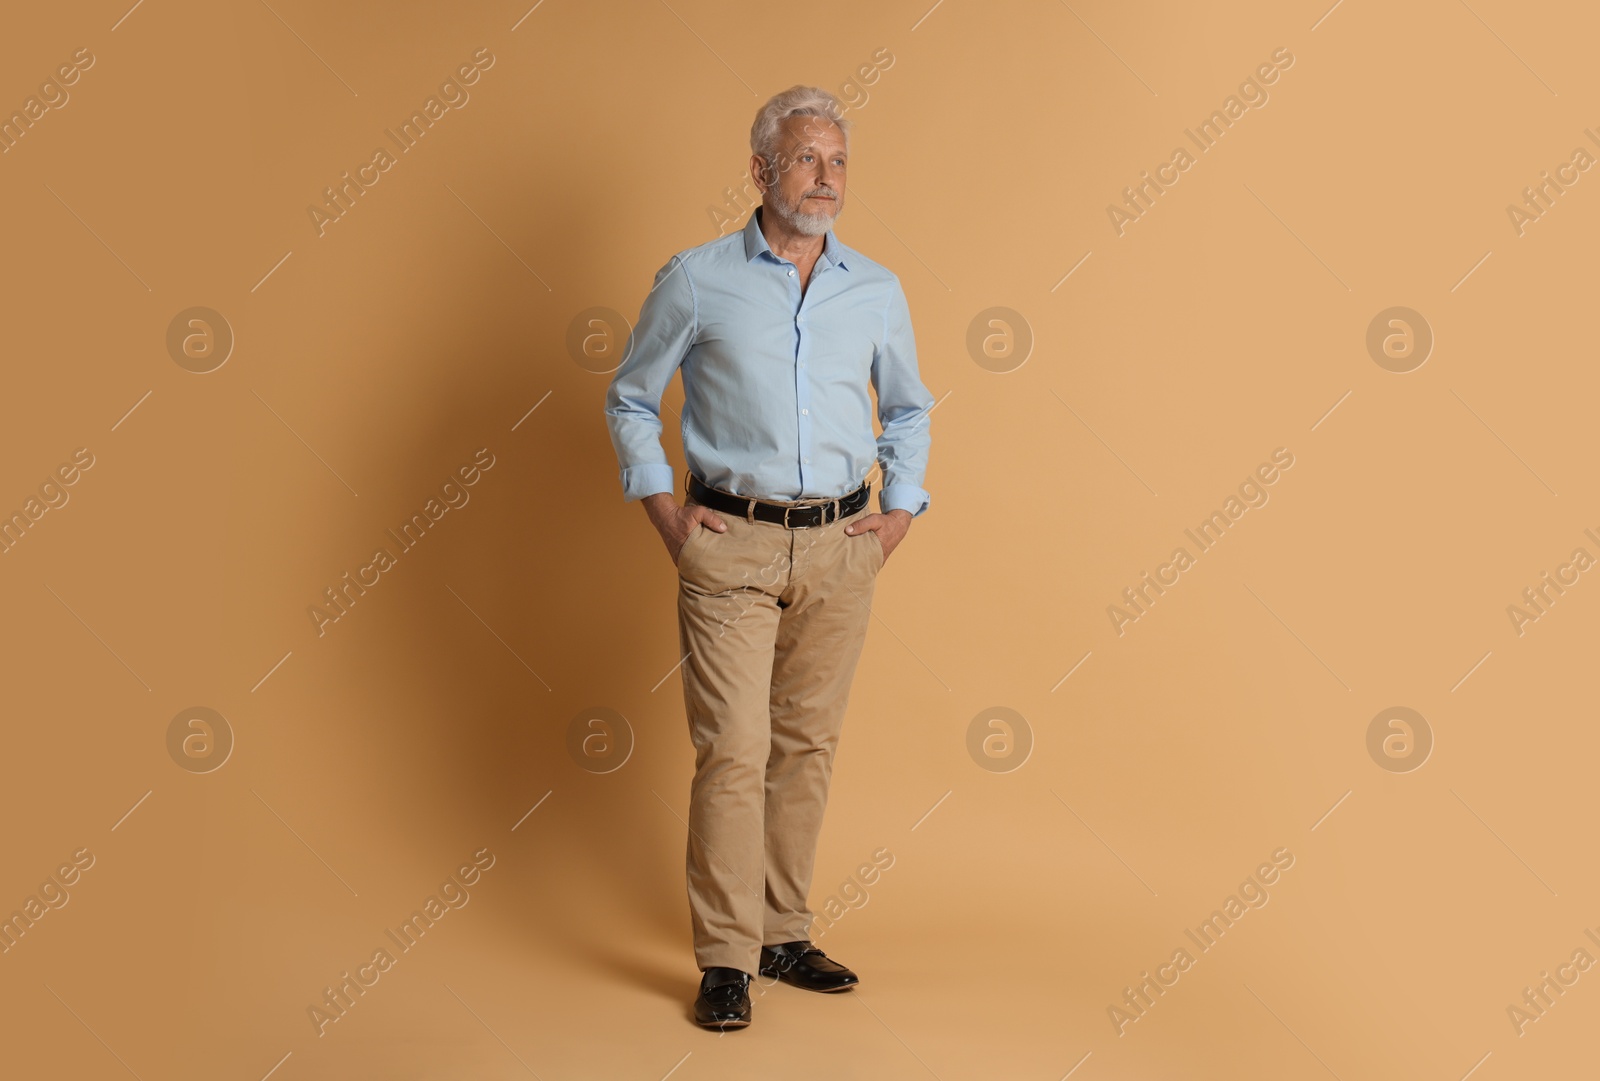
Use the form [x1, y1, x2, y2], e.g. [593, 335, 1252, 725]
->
[621, 463, 676, 502]
[879, 482, 929, 518]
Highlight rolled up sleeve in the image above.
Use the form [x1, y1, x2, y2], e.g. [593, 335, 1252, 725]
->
[873, 278, 934, 517]
[603, 254, 697, 502]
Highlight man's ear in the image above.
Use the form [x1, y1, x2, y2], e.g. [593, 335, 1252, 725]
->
[749, 153, 772, 193]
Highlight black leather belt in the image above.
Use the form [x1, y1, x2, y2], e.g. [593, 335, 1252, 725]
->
[686, 471, 869, 528]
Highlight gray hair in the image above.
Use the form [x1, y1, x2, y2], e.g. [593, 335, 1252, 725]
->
[749, 85, 851, 184]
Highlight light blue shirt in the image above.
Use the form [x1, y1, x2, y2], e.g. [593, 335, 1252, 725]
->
[603, 206, 934, 518]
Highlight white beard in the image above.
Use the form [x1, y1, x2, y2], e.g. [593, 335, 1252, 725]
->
[770, 189, 840, 236]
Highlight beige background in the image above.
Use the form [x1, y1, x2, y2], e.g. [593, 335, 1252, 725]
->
[2, 0, 1597, 1077]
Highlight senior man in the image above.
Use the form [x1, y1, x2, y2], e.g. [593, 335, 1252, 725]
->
[603, 84, 934, 1031]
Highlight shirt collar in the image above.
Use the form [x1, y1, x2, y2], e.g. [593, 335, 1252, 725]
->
[743, 204, 849, 272]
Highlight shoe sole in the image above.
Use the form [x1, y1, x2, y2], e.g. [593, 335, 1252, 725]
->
[696, 1017, 751, 1030]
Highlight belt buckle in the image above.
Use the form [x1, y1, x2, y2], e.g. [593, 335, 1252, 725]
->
[779, 494, 843, 529]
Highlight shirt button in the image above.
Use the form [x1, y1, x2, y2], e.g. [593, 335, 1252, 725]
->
[803, 457, 810, 464]
[787, 269, 795, 276]
[801, 409, 809, 415]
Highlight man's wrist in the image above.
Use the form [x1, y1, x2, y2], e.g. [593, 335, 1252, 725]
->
[641, 491, 677, 524]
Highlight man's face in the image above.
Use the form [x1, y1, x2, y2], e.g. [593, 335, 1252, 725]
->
[756, 115, 847, 237]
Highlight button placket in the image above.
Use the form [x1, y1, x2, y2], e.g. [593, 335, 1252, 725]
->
[792, 269, 813, 490]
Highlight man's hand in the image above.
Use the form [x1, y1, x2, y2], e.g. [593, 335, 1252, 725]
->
[846, 508, 912, 563]
[642, 493, 728, 566]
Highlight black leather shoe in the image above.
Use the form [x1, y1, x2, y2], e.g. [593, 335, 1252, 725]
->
[693, 967, 752, 1029]
[758, 941, 859, 992]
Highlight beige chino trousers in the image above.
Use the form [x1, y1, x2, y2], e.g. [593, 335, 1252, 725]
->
[675, 485, 885, 974]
